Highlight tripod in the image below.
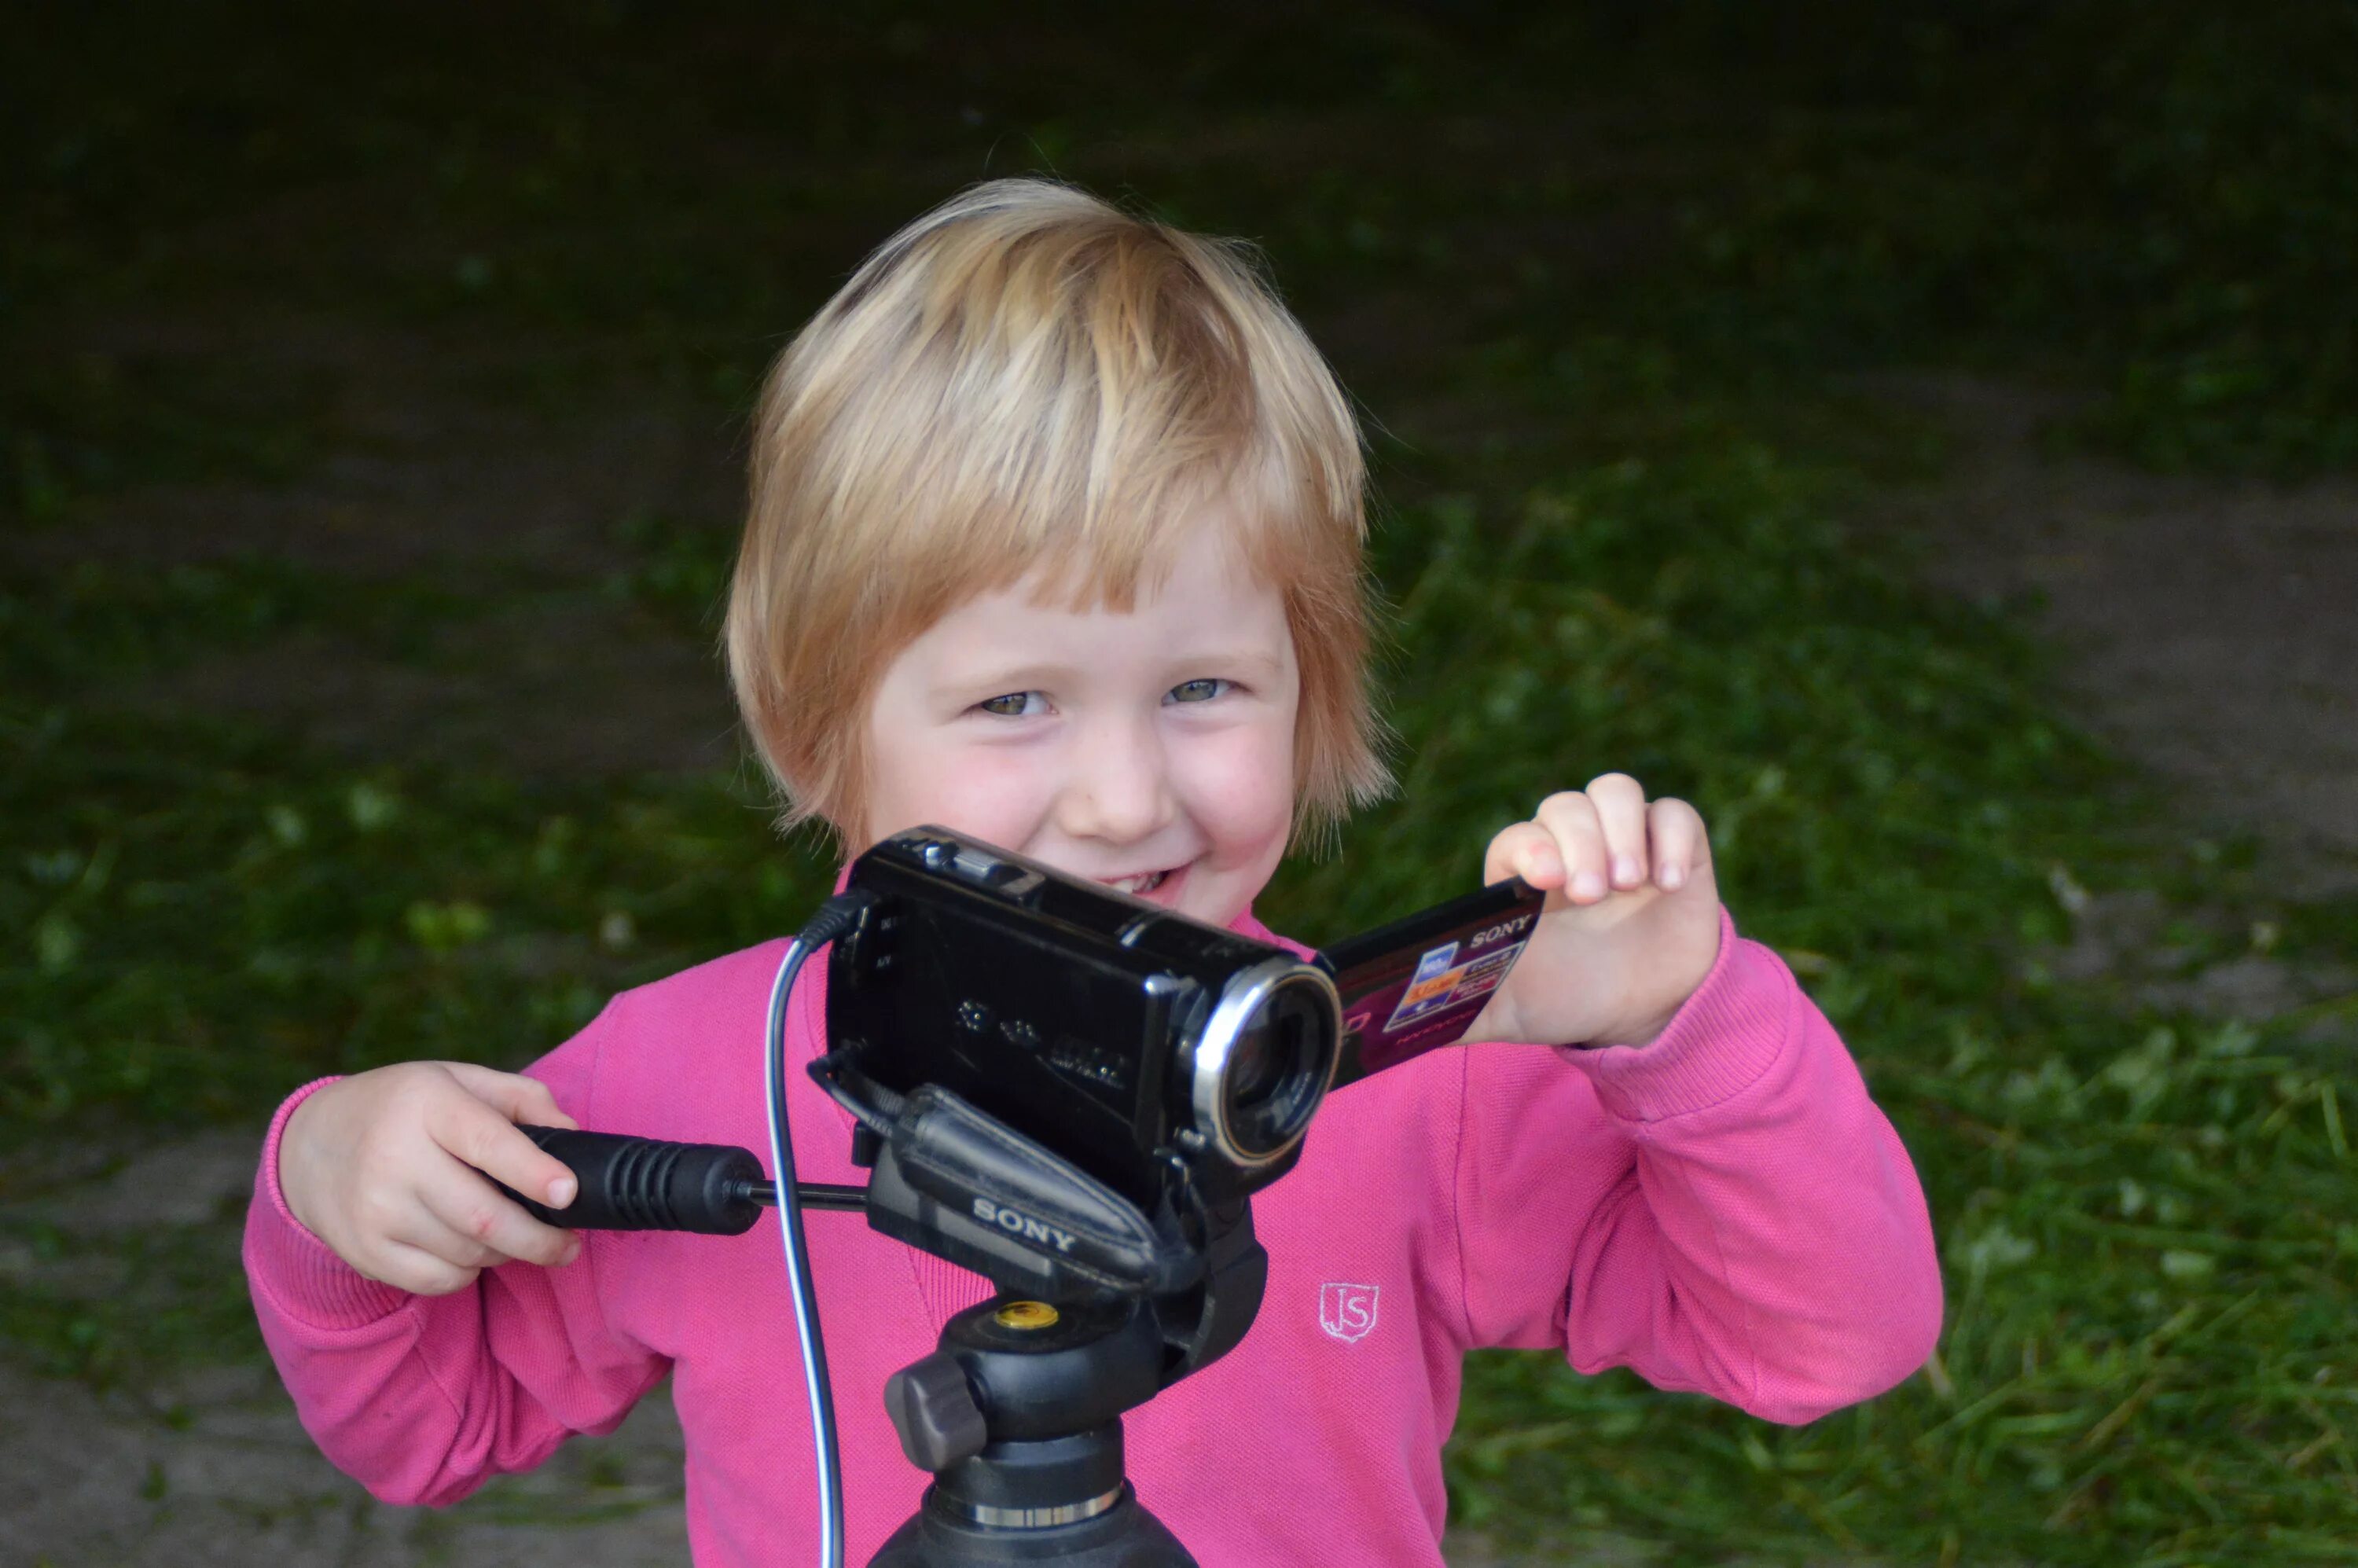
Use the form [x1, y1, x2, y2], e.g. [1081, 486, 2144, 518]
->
[865, 1195, 1270, 1567]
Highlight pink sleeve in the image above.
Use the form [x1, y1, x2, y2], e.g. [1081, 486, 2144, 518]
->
[1453, 907, 1942, 1425]
[241, 1006, 669, 1505]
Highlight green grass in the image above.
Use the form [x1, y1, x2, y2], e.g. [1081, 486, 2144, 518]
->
[6, 4, 2356, 1562]
[0, 710, 833, 1126]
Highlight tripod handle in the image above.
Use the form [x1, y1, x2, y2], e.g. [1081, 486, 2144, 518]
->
[498, 1126, 768, 1235]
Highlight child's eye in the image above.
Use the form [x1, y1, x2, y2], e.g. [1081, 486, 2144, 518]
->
[1166, 678, 1229, 704]
[976, 691, 1046, 718]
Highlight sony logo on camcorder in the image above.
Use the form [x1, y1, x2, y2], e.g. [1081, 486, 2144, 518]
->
[1467, 914, 1535, 949]
[971, 1196, 1078, 1254]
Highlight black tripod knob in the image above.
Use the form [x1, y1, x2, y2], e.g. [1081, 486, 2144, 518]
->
[886, 1352, 990, 1472]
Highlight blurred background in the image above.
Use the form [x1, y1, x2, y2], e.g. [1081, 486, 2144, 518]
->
[5, 4, 2354, 1563]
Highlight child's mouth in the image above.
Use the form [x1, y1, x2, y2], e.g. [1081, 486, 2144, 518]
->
[1102, 865, 1181, 899]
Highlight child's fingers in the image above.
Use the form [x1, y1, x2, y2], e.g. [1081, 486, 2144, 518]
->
[396, 1192, 576, 1275]
[1578, 773, 1653, 888]
[443, 1062, 579, 1136]
[1533, 788, 1613, 902]
[1483, 821, 1566, 888]
[373, 1237, 485, 1297]
[1646, 797, 1711, 891]
[416, 1152, 583, 1270]
[428, 1074, 580, 1210]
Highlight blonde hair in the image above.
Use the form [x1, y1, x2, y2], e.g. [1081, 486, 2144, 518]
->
[725, 178, 1390, 850]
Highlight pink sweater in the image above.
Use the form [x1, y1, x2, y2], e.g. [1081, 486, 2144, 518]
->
[244, 903, 1941, 1566]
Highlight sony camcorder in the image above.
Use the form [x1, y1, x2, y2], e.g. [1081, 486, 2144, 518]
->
[809, 828, 1543, 1312]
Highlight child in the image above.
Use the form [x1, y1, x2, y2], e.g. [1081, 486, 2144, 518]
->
[247, 179, 1942, 1566]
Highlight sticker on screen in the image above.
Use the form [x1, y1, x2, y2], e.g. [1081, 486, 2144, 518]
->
[1316, 877, 1547, 1090]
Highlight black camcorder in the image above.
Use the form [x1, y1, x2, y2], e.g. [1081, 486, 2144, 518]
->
[810, 827, 1544, 1316]
[827, 831, 1340, 1200]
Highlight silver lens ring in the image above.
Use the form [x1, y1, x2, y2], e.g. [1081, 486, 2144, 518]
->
[1190, 957, 1342, 1168]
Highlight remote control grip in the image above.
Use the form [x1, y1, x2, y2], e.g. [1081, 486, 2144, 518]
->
[497, 1126, 766, 1235]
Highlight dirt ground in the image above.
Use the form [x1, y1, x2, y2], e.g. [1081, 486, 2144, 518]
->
[6, 362, 2353, 1566]
[1863, 374, 2358, 902]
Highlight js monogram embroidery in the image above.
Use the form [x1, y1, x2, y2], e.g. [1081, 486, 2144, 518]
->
[1319, 1282, 1379, 1343]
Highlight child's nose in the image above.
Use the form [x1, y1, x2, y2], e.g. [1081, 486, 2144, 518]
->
[1056, 716, 1176, 846]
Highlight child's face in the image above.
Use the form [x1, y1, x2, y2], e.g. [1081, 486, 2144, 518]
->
[861, 518, 1298, 930]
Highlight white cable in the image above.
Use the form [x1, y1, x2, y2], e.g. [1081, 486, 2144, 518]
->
[763, 935, 845, 1568]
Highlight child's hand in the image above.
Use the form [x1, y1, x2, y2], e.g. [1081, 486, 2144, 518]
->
[278, 1062, 586, 1295]
[1464, 774, 1723, 1048]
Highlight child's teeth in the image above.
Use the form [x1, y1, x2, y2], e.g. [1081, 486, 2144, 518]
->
[1111, 870, 1166, 894]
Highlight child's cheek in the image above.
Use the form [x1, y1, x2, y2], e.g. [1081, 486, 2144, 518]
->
[1177, 720, 1295, 861]
[924, 744, 1060, 847]
[864, 731, 1053, 850]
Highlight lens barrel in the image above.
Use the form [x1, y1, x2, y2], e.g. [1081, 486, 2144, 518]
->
[1189, 960, 1341, 1167]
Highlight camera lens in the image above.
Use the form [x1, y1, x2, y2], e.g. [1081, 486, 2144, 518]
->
[1192, 961, 1340, 1166]
[1226, 1014, 1293, 1110]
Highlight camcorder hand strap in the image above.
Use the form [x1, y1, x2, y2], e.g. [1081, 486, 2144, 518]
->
[863, 1083, 1199, 1302]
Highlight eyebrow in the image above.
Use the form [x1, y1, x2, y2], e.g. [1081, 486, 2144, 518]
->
[946, 648, 1287, 694]
[946, 661, 1074, 695]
